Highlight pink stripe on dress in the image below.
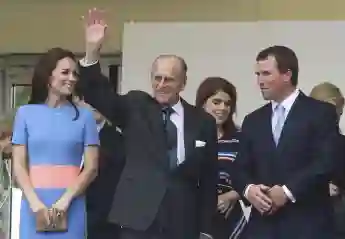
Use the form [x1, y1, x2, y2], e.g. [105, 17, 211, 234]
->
[30, 165, 80, 188]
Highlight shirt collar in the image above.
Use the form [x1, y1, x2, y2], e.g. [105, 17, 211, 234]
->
[171, 100, 183, 116]
[271, 89, 299, 113]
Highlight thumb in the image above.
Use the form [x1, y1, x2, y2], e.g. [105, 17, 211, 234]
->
[258, 184, 271, 192]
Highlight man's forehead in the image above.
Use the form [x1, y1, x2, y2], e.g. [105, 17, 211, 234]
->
[256, 56, 277, 70]
[152, 58, 183, 74]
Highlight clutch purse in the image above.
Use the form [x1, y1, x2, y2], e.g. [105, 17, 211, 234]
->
[36, 208, 67, 232]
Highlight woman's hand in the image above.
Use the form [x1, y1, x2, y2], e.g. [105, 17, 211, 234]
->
[31, 200, 50, 226]
[52, 195, 72, 213]
[218, 190, 240, 214]
[31, 200, 47, 213]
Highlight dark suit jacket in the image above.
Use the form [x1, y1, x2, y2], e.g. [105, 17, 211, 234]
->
[79, 62, 218, 238]
[333, 134, 345, 189]
[86, 123, 125, 239]
[231, 93, 339, 239]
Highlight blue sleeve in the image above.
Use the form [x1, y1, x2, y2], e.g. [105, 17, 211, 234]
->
[11, 107, 28, 145]
[83, 109, 100, 146]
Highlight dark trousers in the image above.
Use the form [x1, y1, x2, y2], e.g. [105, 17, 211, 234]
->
[88, 223, 121, 239]
[119, 227, 169, 239]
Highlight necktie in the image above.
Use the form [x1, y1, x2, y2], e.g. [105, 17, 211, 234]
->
[162, 107, 178, 169]
[273, 104, 285, 145]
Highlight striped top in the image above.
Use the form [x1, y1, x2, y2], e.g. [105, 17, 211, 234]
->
[217, 131, 240, 195]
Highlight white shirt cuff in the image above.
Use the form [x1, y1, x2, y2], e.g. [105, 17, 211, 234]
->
[282, 185, 296, 203]
[201, 232, 213, 238]
[244, 184, 254, 198]
[79, 58, 99, 67]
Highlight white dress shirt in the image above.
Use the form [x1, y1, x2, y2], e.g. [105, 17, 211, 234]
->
[244, 89, 300, 203]
[170, 100, 186, 165]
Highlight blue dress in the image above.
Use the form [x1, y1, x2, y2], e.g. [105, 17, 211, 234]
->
[11, 103, 99, 239]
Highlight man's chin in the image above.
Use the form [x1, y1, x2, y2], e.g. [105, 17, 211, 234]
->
[261, 93, 272, 101]
[155, 97, 169, 105]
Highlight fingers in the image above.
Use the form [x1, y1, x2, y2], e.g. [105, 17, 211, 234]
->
[255, 191, 272, 212]
[81, 8, 107, 27]
[258, 184, 271, 192]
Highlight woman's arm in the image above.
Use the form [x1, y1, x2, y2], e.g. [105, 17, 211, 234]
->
[12, 145, 45, 211]
[57, 146, 99, 207]
[53, 110, 99, 210]
[12, 107, 46, 212]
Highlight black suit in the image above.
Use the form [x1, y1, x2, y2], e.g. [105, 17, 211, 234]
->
[86, 123, 125, 239]
[331, 134, 345, 238]
[231, 92, 339, 239]
[79, 63, 218, 239]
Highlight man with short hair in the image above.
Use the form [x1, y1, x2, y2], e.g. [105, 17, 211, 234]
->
[77, 8, 217, 239]
[231, 45, 339, 239]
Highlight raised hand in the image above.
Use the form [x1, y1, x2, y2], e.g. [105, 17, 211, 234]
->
[81, 8, 108, 62]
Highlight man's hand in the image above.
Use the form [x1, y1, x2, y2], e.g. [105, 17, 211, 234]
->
[246, 184, 272, 214]
[329, 183, 339, 196]
[267, 185, 288, 214]
[81, 8, 108, 63]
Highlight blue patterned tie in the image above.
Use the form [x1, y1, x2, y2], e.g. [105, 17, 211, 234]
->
[273, 104, 285, 145]
[162, 107, 178, 169]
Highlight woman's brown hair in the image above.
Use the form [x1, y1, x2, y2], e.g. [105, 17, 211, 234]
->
[195, 77, 237, 134]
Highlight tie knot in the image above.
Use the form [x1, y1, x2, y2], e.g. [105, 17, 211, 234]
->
[162, 106, 174, 116]
[275, 104, 285, 113]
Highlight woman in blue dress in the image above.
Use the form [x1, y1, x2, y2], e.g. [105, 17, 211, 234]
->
[11, 47, 100, 239]
[196, 77, 247, 239]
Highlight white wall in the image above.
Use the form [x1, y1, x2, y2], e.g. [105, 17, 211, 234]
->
[121, 21, 345, 130]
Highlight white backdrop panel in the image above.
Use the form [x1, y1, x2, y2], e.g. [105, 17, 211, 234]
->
[121, 21, 345, 129]
[121, 22, 264, 125]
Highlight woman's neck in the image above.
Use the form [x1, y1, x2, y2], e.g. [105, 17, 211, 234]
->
[46, 94, 67, 108]
[217, 126, 224, 140]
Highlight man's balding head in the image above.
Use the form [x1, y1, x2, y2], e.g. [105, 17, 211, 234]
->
[150, 54, 187, 105]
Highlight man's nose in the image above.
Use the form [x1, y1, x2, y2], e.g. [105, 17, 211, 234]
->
[69, 74, 78, 82]
[157, 78, 166, 89]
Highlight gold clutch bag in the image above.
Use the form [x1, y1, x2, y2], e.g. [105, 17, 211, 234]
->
[36, 208, 67, 232]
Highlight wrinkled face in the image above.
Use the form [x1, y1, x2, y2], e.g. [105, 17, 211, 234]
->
[49, 57, 78, 97]
[74, 97, 105, 123]
[255, 56, 291, 102]
[151, 57, 186, 105]
[203, 91, 231, 126]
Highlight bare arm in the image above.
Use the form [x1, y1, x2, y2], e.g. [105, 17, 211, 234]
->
[60, 146, 98, 203]
[53, 110, 100, 211]
[12, 107, 46, 212]
[13, 145, 43, 208]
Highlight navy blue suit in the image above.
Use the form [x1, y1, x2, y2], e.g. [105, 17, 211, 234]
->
[232, 93, 339, 239]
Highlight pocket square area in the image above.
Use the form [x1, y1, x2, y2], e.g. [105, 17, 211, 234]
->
[195, 140, 206, 147]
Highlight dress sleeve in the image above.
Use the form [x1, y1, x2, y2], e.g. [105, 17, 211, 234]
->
[11, 107, 28, 145]
[83, 109, 100, 146]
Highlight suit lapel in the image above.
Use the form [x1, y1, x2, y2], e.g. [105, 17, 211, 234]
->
[143, 96, 169, 169]
[261, 104, 277, 151]
[277, 93, 306, 149]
